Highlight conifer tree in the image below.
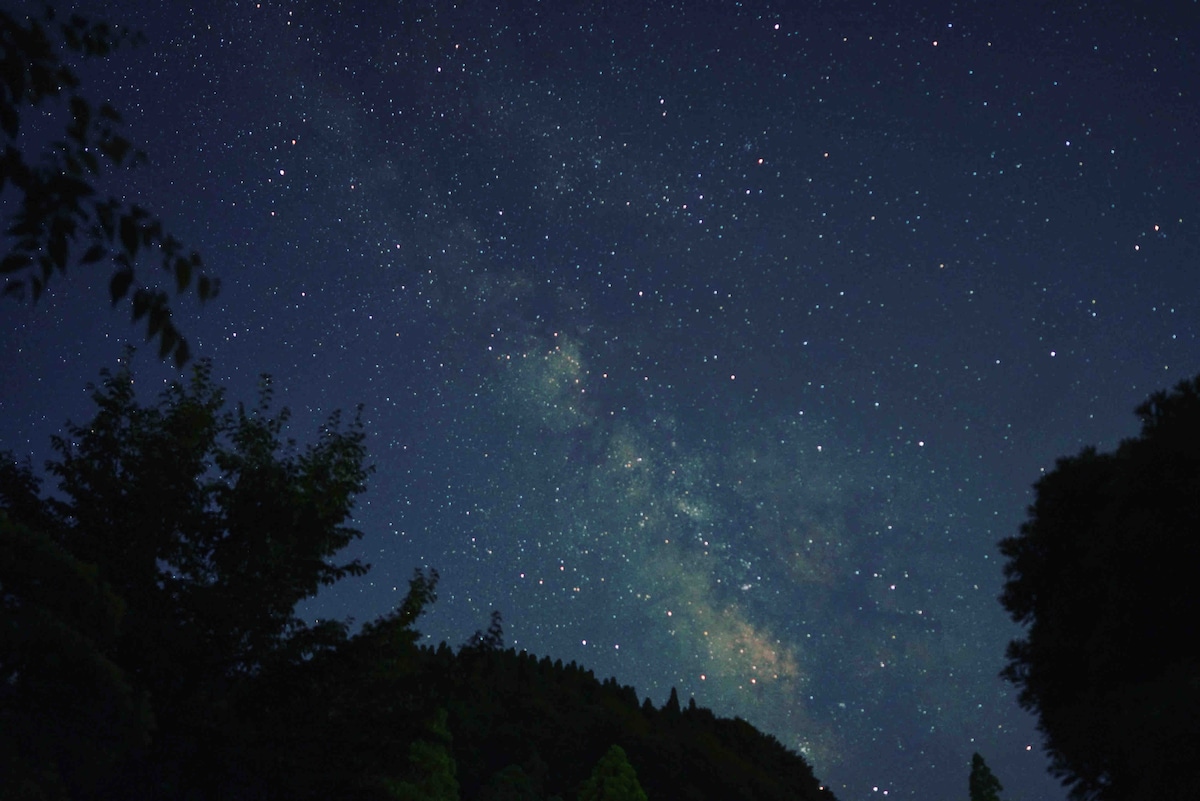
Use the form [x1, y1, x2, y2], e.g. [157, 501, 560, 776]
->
[969, 753, 1003, 801]
[578, 745, 647, 801]
[386, 708, 460, 801]
[662, 687, 681, 717]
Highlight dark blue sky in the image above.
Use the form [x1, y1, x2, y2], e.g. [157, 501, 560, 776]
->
[3, 1, 1198, 799]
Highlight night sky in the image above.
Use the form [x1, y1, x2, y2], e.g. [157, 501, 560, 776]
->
[3, 1, 1198, 799]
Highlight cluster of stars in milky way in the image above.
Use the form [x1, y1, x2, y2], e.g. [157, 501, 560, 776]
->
[1, 2, 1197, 800]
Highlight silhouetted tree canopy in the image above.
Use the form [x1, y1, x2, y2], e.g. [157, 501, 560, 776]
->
[0, 354, 835, 801]
[577, 745, 646, 801]
[968, 753, 1003, 801]
[0, 352, 383, 798]
[1, 4, 218, 366]
[0, 515, 154, 799]
[386, 708, 461, 801]
[464, 609, 505, 651]
[418, 643, 834, 801]
[999, 375, 1200, 801]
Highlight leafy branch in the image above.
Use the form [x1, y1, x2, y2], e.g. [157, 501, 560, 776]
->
[1, 4, 218, 365]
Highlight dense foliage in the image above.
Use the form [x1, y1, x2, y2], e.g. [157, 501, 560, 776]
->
[0, 358, 835, 801]
[999, 376, 1200, 800]
[414, 642, 833, 801]
[0, 355, 377, 798]
[578, 745, 646, 801]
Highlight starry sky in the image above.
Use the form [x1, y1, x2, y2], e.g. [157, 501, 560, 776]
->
[3, 1, 1198, 799]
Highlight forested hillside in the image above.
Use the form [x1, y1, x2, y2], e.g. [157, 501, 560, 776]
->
[409, 640, 833, 801]
[0, 357, 833, 801]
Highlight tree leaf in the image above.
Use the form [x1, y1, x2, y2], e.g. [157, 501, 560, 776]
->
[81, 243, 106, 264]
[0, 103, 18, 139]
[68, 95, 90, 140]
[49, 233, 68, 271]
[0, 252, 33, 275]
[102, 135, 131, 165]
[118, 214, 138, 257]
[157, 326, 176, 360]
[172, 337, 190, 369]
[130, 289, 150, 321]
[109, 267, 134, 304]
[174, 258, 191, 292]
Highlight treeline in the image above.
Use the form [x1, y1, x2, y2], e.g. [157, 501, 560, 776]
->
[411, 640, 833, 801]
[0, 357, 833, 801]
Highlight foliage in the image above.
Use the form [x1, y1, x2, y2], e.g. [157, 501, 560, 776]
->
[42, 353, 371, 678]
[479, 763, 544, 801]
[385, 708, 461, 801]
[1, 4, 218, 366]
[229, 567, 440, 801]
[0, 515, 153, 800]
[464, 609, 505, 651]
[0, 353, 381, 799]
[1, 354, 835, 801]
[416, 645, 835, 801]
[968, 753, 1003, 801]
[999, 375, 1200, 801]
[578, 745, 647, 801]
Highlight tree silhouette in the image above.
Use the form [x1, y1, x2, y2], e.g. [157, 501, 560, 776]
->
[216, 566, 440, 801]
[0, 352, 376, 798]
[1, 5, 218, 365]
[578, 745, 647, 801]
[464, 609, 505, 651]
[662, 687, 681, 718]
[0, 516, 153, 798]
[385, 708, 461, 801]
[479, 763, 543, 801]
[999, 375, 1200, 800]
[969, 753, 1003, 801]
